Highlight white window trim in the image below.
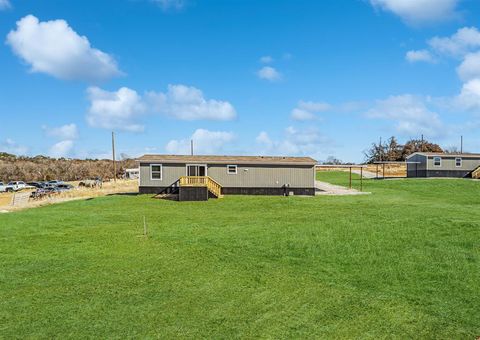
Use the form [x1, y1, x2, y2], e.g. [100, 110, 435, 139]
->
[150, 164, 163, 180]
[185, 164, 208, 176]
[227, 165, 238, 175]
[433, 157, 442, 167]
[455, 157, 462, 167]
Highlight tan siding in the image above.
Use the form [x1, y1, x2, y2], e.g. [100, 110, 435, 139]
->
[208, 164, 314, 188]
[427, 156, 480, 171]
[407, 154, 426, 171]
[139, 163, 185, 187]
[140, 162, 315, 188]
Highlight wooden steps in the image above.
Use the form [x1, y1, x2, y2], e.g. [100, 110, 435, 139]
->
[472, 166, 480, 179]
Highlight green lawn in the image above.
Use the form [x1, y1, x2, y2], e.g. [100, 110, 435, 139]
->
[1, 173, 479, 338]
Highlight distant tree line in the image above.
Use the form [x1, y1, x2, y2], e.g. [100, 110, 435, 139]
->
[0, 152, 136, 182]
[364, 137, 443, 163]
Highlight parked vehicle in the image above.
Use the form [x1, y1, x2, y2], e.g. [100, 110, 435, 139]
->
[56, 184, 74, 191]
[0, 182, 6, 192]
[27, 182, 44, 188]
[48, 180, 64, 186]
[42, 183, 58, 191]
[6, 181, 27, 192]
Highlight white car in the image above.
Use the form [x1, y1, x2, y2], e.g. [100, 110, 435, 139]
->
[6, 181, 27, 192]
[0, 182, 6, 192]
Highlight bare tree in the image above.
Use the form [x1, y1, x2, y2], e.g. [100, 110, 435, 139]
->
[0, 152, 137, 182]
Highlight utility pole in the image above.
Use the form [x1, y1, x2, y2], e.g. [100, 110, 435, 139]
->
[190, 140, 194, 156]
[421, 134, 424, 152]
[461, 135, 463, 153]
[112, 131, 116, 182]
[379, 137, 382, 162]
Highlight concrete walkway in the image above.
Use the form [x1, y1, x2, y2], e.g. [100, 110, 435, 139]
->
[315, 180, 370, 196]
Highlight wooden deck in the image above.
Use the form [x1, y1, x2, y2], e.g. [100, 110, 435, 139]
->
[179, 176, 223, 199]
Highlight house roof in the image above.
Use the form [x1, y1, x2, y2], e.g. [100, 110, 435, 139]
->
[136, 154, 317, 165]
[406, 152, 480, 159]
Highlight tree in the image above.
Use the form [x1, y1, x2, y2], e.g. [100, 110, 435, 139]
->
[364, 141, 385, 164]
[0, 154, 137, 182]
[444, 146, 460, 154]
[400, 139, 443, 160]
[365, 136, 444, 163]
[323, 156, 343, 165]
[385, 137, 402, 161]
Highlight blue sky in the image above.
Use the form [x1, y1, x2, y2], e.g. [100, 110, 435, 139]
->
[1, 0, 480, 162]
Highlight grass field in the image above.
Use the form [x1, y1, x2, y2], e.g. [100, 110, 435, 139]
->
[1, 173, 479, 338]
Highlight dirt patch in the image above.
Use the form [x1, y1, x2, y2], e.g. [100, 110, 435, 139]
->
[365, 163, 406, 177]
[0, 193, 12, 206]
[317, 164, 406, 178]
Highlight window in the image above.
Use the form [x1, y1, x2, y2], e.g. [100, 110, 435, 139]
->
[150, 164, 162, 180]
[433, 157, 441, 167]
[455, 158, 462, 167]
[227, 165, 237, 175]
[186, 165, 207, 176]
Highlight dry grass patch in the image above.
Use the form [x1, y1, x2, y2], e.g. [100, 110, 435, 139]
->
[0, 180, 138, 211]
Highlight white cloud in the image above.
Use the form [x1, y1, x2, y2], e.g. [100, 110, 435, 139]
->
[428, 27, 480, 57]
[0, 0, 11, 10]
[290, 100, 331, 121]
[152, 0, 186, 11]
[457, 52, 480, 82]
[455, 79, 480, 112]
[87, 85, 236, 131]
[1, 138, 28, 156]
[166, 129, 235, 154]
[256, 127, 329, 158]
[43, 124, 79, 158]
[147, 84, 236, 121]
[291, 109, 317, 121]
[370, 0, 459, 25]
[260, 56, 273, 64]
[255, 131, 272, 146]
[298, 100, 331, 112]
[406, 50, 436, 63]
[44, 123, 79, 140]
[257, 66, 281, 81]
[87, 87, 146, 132]
[6, 15, 121, 81]
[49, 140, 74, 158]
[367, 95, 443, 137]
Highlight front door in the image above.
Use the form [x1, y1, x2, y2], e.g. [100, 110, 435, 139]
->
[187, 165, 207, 176]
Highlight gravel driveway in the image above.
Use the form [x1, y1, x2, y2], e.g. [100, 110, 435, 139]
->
[315, 180, 370, 196]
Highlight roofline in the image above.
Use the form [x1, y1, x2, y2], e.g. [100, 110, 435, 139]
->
[406, 152, 426, 159]
[136, 159, 317, 165]
[406, 152, 480, 158]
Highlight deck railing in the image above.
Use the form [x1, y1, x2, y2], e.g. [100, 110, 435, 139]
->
[179, 176, 223, 197]
[179, 176, 208, 186]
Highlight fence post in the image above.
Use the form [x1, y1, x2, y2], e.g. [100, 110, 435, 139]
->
[349, 167, 352, 189]
[360, 167, 363, 192]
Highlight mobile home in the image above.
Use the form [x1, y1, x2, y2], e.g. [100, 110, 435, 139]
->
[406, 152, 480, 178]
[137, 154, 317, 200]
